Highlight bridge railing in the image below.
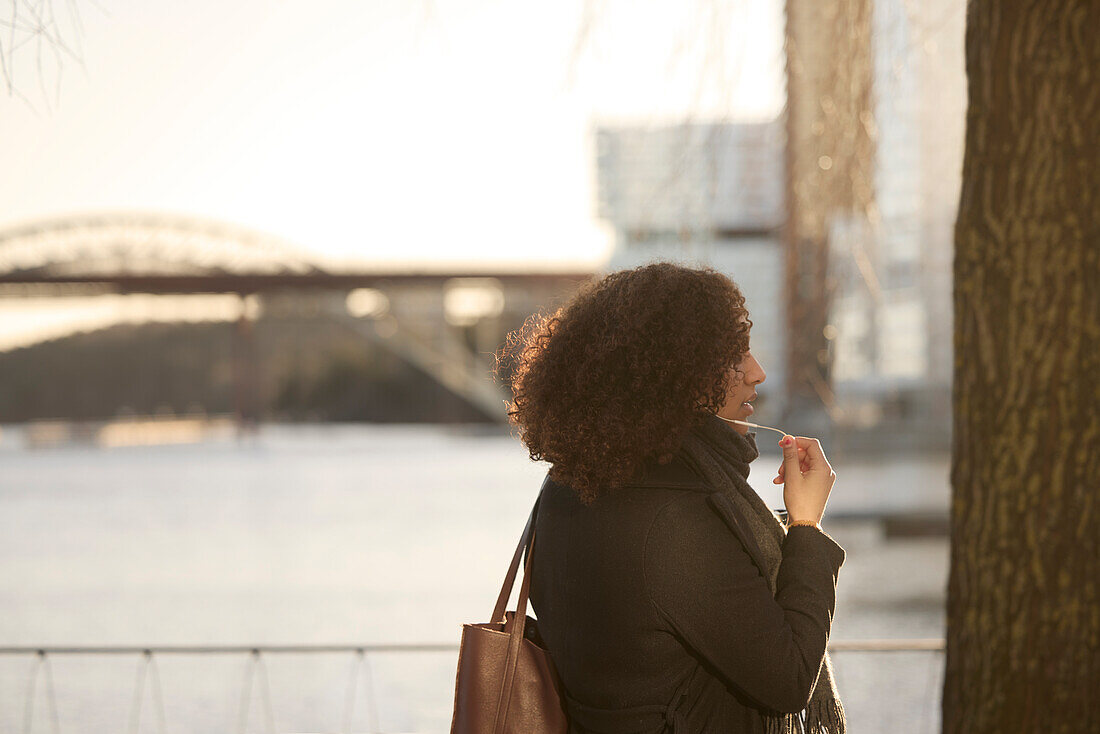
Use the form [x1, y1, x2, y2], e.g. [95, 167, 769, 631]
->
[2, 640, 944, 734]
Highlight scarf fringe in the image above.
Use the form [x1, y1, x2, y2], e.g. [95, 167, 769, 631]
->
[804, 697, 846, 734]
[762, 712, 796, 734]
[761, 698, 846, 734]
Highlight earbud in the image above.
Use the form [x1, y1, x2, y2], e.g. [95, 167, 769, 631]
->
[713, 412, 788, 438]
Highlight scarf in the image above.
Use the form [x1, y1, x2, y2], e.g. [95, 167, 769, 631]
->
[674, 411, 847, 734]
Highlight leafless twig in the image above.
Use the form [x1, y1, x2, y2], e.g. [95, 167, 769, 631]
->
[1, 0, 102, 111]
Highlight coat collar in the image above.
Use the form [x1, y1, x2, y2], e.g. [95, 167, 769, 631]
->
[624, 451, 774, 576]
[543, 449, 776, 578]
[625, 452, 712, 492]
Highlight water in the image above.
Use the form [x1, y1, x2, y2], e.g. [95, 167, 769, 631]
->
[0, 423, 949, 733]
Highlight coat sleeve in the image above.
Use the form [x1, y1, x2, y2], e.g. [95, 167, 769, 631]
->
[643, 494, 846, 715]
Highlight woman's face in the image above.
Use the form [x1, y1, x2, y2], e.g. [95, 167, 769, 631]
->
[716, 348, 766, 434]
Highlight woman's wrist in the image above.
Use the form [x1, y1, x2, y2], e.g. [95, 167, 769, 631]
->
[788, 518, 823, 530]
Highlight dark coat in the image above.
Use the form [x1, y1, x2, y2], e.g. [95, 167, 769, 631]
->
[527, 452, 846, 734]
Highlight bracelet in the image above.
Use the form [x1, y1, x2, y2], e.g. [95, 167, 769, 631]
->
[788, 519, 822, 530]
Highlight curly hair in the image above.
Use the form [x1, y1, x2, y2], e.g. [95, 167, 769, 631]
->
[494, 261, 753, 505]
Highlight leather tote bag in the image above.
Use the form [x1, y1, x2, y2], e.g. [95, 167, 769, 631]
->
[450, 488, 569, 734]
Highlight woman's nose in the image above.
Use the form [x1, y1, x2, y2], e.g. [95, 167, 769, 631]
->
[747, 355, 765, 383]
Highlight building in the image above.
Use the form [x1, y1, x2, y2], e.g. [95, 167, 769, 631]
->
[594, 119, 791, 418]
[591, 2, 964, 447]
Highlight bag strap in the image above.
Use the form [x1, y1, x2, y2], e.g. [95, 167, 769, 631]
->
[490, 476, 547, 624]
[493, 524, 538, 733]
[491, 478, 547, 734]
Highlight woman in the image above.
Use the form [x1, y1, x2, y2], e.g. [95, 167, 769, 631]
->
[501, 262, 847, 734]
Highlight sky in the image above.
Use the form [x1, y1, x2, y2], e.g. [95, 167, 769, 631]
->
[1, 0, 785, 269]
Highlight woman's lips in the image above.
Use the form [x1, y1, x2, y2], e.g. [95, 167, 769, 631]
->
[742, 402, 754, 415]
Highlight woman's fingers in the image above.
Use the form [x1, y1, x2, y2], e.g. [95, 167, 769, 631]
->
[776, 437, 830, 482]
[794, 436, 827, 469]
[773, 446, 809, 483]
[780, 446, 808, 470]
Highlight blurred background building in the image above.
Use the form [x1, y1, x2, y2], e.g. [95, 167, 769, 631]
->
[593, 0, 964, 450]
[596, 120, 790, 415]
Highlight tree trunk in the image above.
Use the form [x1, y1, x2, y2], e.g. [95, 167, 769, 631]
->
[944, 2, 1100, 732]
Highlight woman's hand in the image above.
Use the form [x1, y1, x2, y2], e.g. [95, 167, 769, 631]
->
[772, 435, 836, 525]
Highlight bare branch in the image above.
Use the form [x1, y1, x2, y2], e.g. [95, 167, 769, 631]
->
[0, 0, 100, 108]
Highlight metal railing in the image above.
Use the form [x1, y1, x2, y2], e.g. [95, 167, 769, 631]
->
[2, 639, 945, 734]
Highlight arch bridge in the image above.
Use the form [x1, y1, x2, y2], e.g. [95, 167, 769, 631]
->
[0, 212, 595, 424]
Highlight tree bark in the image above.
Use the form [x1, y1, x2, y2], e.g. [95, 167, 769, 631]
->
[944, 1, 1100, 732]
